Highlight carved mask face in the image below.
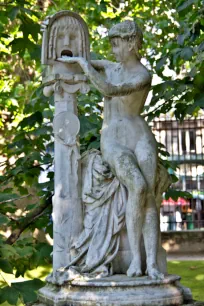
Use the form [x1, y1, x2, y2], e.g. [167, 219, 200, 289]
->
[111, 37, 132, 63]
[48, 16, 84, 60]
[56, 26, 80, 58]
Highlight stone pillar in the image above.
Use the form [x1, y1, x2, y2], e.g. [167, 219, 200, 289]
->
[51, 83, 83, 272]
[41, 10, 90, 274]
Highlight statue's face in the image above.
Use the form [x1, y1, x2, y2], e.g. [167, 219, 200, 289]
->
[111, 37, 131, 63]
[56, 26, 80, 58]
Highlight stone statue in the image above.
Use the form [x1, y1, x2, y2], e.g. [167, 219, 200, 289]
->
[39, 12, 192, 306]
[55, 20, 165, 281]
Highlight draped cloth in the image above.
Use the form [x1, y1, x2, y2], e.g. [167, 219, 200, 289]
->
[47, 149, 170, 285]
[51, 149, 127, 284]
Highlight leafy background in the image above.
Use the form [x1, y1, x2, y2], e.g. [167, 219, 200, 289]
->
[0, 0, 203, 304]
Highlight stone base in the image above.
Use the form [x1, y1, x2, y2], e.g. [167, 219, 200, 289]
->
[38, 274, 184, 306]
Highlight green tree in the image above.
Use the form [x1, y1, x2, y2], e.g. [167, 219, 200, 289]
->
[0, 0, 203, 304]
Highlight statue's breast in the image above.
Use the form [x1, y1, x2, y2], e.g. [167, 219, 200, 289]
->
[105, 64, 124, 84]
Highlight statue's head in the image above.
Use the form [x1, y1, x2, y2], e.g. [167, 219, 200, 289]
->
[41, 11, 90, 65]
[108, 20, 143, 61]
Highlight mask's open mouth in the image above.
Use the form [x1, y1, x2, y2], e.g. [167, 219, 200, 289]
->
[61, 50, 73, 57]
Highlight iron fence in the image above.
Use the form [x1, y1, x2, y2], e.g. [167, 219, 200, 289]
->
[151, 114, 204, 231]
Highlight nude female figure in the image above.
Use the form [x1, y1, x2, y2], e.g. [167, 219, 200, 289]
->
[58, 20, 163, 279]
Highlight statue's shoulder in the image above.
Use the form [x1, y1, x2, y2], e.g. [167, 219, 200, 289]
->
[133, 63, 152, 84]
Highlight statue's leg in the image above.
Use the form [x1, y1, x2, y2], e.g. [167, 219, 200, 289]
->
[103, 143, 147, 277]
[135, 140, 164, 279]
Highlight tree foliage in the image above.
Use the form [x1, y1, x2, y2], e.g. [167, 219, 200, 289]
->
[0, 0, 203, 304]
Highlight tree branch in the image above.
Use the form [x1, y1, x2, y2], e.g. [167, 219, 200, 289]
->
[0, 194, 31, 205]
[6, 194, 53, 245]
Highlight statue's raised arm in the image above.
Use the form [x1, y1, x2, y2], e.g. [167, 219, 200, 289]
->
[58, 21, 151, 98]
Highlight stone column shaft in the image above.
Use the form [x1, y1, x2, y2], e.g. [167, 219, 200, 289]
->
[52, 87, 82, 273]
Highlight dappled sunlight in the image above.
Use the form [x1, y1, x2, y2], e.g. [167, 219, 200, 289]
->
[14, 208, 23, 217]
[1, 299, 24, 306]
[45, 233, 53, 245]
[25, 265, 52, 281]
[0, 265, 51, 287]
[195, 274, 204, 281]
[0, 271, 25, 286]
[170, 260, 180, 264]
[0, 228, 11, 238]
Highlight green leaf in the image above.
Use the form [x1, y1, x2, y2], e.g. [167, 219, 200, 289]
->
[15, 246, 33, 257]
[12, 279, 44, 303]
[180, 47, 193, 60]
[170, 174, 179, 183]
[18, 186, 29, 195]
[32, 243, 52, 266]
[10, 38, 27, 55]
[158, 149, 170, 157]
[165, 189, 192, 201]
[177, 29, 190, 45]
[8, 7, 20, 21]
[187, 93, 204, 114]
[0, 259, 13, 274]
[19, 23, 40, 42]
[0, 244, 19, 259]
[19, 111, 43, 129]
[0, 213, 10, 225]
[88, 140, 100, 149]
[0, 286, 19, 305]
[156, 56, 167, 71]
[21, 7, 41, 18]
[30, 44, 41, 60]
[194, 94, 204, 108]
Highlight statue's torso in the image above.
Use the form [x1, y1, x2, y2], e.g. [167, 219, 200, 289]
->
[101, 63, 155, 152]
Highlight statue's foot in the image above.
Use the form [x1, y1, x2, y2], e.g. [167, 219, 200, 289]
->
[127, 259, 142, 277]
[147, 264, 164, 280]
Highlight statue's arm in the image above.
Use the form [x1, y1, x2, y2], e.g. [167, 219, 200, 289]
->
[91, 60, 113, 71]
[83, 61, 151, 96]
[57, 57, 151, 96]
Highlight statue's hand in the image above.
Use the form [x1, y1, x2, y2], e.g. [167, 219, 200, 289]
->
[57, 57, 89, 74]
[57, 56, 80, 64]
[57, 56, 88, 70]
[57, 56, 86, 65]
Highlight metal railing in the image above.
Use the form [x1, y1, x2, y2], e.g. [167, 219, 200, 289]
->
[151, 114, 204, 231]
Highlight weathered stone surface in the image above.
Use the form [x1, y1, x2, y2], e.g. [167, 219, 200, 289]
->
[38, 275, 184, 306]
[33, 300, 204, 306]
[41, 11, 90, 275]
[34, 300, 204, 306]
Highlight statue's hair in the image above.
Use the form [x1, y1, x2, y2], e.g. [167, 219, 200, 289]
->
[48, 16, 87, 59]
[108, 20, 143, 59]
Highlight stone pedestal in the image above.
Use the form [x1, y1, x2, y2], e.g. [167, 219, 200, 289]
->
[38, 274, 184, 306]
